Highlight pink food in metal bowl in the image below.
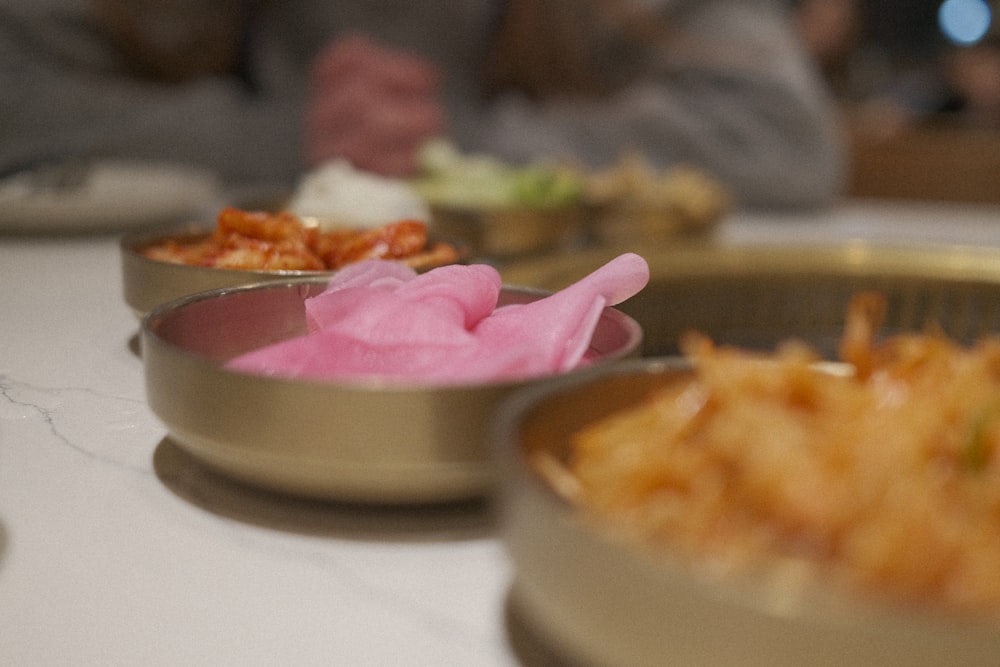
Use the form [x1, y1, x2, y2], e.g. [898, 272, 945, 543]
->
[225, 253, 649, 384]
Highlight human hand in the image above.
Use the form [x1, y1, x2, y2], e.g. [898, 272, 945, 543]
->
[305, 34, 445, 177]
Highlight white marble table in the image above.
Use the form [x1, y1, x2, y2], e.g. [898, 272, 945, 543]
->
[2, 197, 999, 666]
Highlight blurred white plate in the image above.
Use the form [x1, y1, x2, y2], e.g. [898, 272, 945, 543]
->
[0, 160, 222, 233]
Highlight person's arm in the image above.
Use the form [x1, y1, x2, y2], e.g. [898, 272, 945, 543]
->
[0, 2, 306, 186]
[305, 34, 445, 177]
[458, 1, 846, 209]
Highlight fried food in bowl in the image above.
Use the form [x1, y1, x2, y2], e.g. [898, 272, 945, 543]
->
[494, 293, 1000, 666]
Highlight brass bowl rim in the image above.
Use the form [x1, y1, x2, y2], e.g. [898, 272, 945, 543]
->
[501, 242, 1000, 287]
[142, 277, 644, 393]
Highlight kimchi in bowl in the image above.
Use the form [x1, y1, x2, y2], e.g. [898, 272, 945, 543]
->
[121, 208, 463, 318]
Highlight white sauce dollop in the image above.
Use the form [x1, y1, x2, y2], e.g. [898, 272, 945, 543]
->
[288, 160, 430, 229]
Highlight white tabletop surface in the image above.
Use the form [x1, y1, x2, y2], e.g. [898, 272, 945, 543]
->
[2, 197, 1000, 666]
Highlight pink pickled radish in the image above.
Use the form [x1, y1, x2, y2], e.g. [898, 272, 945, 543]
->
[226, 253, 648, 384]
[474, 252, 649, 373]
[304, 263, 501, 345]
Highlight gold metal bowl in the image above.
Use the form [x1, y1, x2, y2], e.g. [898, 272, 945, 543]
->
[494, 358, 1000, 666]
[428, 205, 584, 260]
[121, 223, 333, 318]
[585, 203, 720, 246]
[121, 222, 467, 318]
[502, 243, 1000, 356]
[140, 279, 642, 504]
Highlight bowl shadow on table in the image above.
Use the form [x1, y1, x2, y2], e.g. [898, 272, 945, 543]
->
[127, 331, 141, 358]
[0, 519, 8, 571]
[152, 437, 495, 542]
[504, 591, 581, 667]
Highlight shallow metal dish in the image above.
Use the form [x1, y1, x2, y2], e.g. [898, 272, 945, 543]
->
[121, 222, 467, 318]
[585, 201, 724, 247]
[141, 279, 642, 504]
[494, 358, 1000, 666]
[501, 243, 1000, 356]
[121, 223, 333, 318]
[428, 204, 584, 260]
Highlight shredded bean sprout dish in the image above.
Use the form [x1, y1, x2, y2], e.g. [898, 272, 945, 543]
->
[541, 292, 1000, 619]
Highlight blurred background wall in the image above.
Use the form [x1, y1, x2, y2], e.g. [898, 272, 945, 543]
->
[794, 0, 1000, 202]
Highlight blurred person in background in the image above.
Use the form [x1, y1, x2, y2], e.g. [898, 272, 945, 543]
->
[793, 0, 1000, 135]
[939, 17, 1000, 129]
[791, 0, 864, 97]
[0, 0, 844, 210]
[792, 0, 949, 137]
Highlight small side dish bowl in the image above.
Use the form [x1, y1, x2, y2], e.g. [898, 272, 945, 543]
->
[493, 358, 1000, 666]
[141, 279, 642, 504]
[121, 220, 465, 318]
[121, 223, 332, 318]
[585, 201, 723, 247]
[428, 205, 585, 260]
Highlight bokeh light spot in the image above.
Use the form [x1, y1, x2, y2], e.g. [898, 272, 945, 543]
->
[938, 0, 993, 45]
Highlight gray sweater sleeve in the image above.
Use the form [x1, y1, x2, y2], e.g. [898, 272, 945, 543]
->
[453, 1, 846, 209]
[0, 0, 306, 187]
